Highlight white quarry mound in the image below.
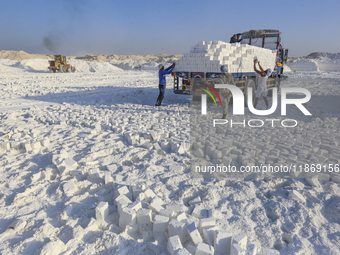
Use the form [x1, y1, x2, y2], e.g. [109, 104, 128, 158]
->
[68, 59, 124, 73]
[0, 50, 53, 61]
[0, 58, 124, 73]
[286, 52, 340, 72]
[286, 59, 320, 72]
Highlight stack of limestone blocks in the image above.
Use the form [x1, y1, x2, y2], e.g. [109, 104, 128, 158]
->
[174, 41, 277, 73]
[95, 183, 264, 255]
[124, 129, 190, 155]
[0, 127, 50, 154]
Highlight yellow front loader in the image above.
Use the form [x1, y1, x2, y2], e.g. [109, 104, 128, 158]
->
[48, 55, 75, 73]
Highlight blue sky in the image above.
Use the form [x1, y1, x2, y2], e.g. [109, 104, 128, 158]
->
[1, 0, 339, 57]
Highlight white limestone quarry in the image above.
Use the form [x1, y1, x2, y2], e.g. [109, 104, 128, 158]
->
[0, 54, 340, 255]
[173, 41, 277, 73]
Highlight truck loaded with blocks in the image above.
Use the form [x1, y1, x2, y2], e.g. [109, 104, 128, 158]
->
[172, 30, 288, 105]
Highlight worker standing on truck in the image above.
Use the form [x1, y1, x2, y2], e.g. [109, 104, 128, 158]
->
[155, 63, 175, 106]
[253, 59, 271, 109]
[230, 33, 243, 43]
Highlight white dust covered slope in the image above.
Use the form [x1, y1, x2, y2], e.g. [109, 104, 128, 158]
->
[0, 50, 53, 61]
[0, 58, 124, 73]
[286, 52, 340, 72]
[286, 59, 320, 72]
[75, 53, 181, 70]
[68, 59, 124, 73]
[173, 41, 277, 73]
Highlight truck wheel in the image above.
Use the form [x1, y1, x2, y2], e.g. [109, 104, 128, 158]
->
[244, 79, 255, 107]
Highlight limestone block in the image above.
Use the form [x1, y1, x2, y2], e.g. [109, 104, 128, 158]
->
[143, 142, 154, 150]
[203, 226, 218, 246]
[230, 243, 245, 255]
[169, 165, 184, 172]
[195, 242, 214, 255]
[214, 230, 233, 254]
[148, 198, 164, 213]
[115, 195, 132, 214]
[167, 235, 183, 255]
[131, 185, 144, 201]
[176, 212, 189, 225]
[114, 186, 132, 201]
[192, 206, 209, 219]
[23, 142, 32, 153]
[95, 202, 109, 222]
[186, 222, 203, 245]
[305, 177, 321, 187]
[128, 201, 142, 212]
[168, 219, 186, 242]
[153, 215, 169, 232]
[104, 172, 113, 185]
[119, 207, 136, 228]
[166, 203, 187, 213]
[194, 149, 205, 158]
[58, 158, 78, 175]
[63, 181, 77, 195]
[289, 190, 306, 203]
[137, 208, 152, 225]
[233, 233, 247, 251]
[31, 141, 42, 150]
[144, 189, 157, 201]
[199, 218, 215, 234]
[160, 209, 176, 218]
[40, 138, 50, 147]
[332, 175, 340, 183]
[176, 248, 191, 255]
[107, 164, 118, 172]
[189, 196, 202, 206]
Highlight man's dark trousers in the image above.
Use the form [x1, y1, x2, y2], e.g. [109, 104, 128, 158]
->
[156, 84, 165, 106]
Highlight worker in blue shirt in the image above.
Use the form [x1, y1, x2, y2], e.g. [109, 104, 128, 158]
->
[155, 63, 175, 106]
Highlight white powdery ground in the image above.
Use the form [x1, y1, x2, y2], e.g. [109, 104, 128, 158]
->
[0, 61, 339, 254]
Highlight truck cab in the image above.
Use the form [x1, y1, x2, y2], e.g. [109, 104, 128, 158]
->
[240, 29, 289, 75]
[55, 55, 66, 62]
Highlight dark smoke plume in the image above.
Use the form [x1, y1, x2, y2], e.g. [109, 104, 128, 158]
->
[42, 0, 86, 54]
[43, 36, 58, 52]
